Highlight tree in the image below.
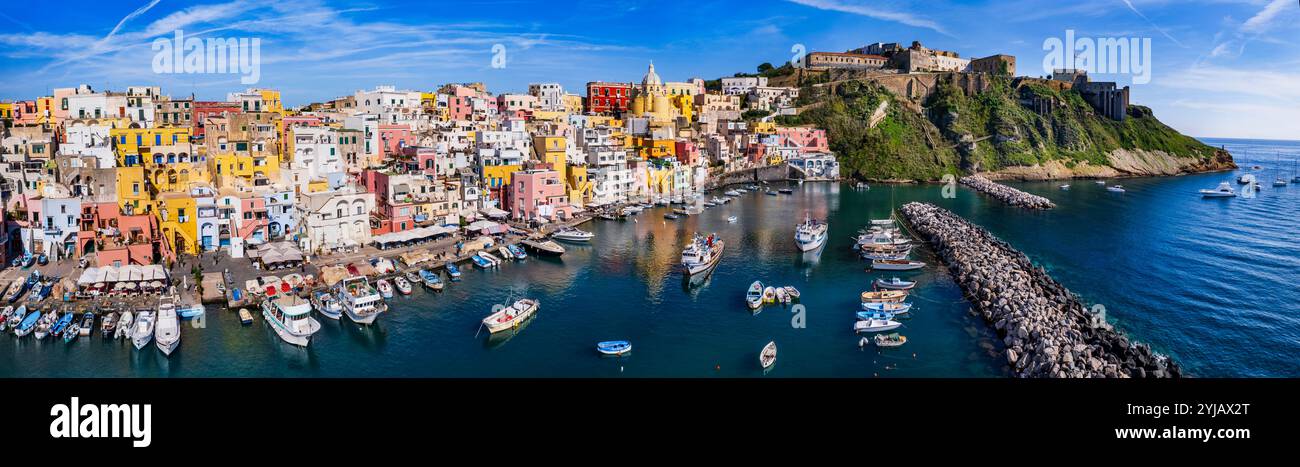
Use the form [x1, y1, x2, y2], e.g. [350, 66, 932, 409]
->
[757, 63, 774, 74]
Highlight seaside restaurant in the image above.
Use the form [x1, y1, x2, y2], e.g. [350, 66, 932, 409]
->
[76, 264, 170, 298]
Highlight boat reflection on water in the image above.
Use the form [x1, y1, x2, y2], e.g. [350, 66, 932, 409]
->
[798, 244, 823, 270]
[483, 313, 535, 350]
[341, 319, 387, 352]
[681, 266, 715, 297]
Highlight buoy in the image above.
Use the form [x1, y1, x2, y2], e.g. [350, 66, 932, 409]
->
[714, 364, 720, 371]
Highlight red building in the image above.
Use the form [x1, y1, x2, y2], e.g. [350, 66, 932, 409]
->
[586, 82, 632, 114]
[192, 101, 241, 138]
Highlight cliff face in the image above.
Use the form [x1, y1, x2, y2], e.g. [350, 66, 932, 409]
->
[787, 73, 1235, 181]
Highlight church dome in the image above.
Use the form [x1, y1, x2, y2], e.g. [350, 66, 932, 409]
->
[642, 62, 662, 88]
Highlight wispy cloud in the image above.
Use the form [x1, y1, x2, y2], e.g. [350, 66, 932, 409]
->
[1119, 0, 1187, 47]
[785, 0, 948, 35]
[1204, 0, 1296, 59]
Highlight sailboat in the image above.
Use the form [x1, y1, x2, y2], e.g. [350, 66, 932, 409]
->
[1273, 153, 1289, 187]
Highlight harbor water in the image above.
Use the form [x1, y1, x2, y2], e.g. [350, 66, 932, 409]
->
[0, 137, 1295, 377]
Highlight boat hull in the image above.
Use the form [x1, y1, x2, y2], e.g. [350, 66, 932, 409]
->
[345, 308, 380, 325]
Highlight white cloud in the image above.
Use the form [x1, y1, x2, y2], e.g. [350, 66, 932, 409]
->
[1241, 0, 1292, 33]
[785, 0, 947, 35]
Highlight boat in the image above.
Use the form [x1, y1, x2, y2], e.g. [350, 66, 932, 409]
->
[5, 305, 26, 330]
[1274, 178, 1288, 187]
[63, 322, 79, 343]
[480, 251, 504, 267]
[155, 298, 180, 356]
[497, 245, 514, 261]
[871, 259, 925, 271]
[3, 279, 29, 303]
[861, 302, 913, 314]
[793, 214, 828, 252]
[131, 310, 155, 350]
[115, 311, 133, 339]
[506, 243, 528, 260]
[100, 311, 117, 338]
[724, 190, 740, 196]
[177, 304, 205, 320]
[1107, 185, 1126, 193]
[21, 253, 34, 268]
[775, 286, 787, 304]
[1059, 184, 1070, 190]
[596, 340, 632, 356]
[376, 279, 394, 299]
[470, 253, 494, 269]
[32, 311, 53, 339]
[874, 277, 916, 290]
[50, 311, 73, 338]
[746, 281, 764, 310]
[663, 213, 680, 220]
[680, 232, 724, 277]
[854, 319, 902, 333]
[778, 188, 794, 194]
[481, 298, 540, 333]
[760, 341, 777, 369]
[862, 250, 912, 261]
[37, 253, 47, 265]
[782, 286, 801, 301]
[727, 216, 738, 223]
[552, 227, 595, 243]
[1237, 174, 1256, 185]
[1094, 180, 1107, 185]
[672, 208, 690, 216]
[310, 290, 343, 320]
[336, 276, 385, 325]
[445, 262, 463, 280]
[765, 190, 778, 196]
[1199, 182, 1236, 198]
[393, 276, 413, 295]
[238, 309, 254, 325]
[762, 286, 776, 304]
[79, 312, 94, 337]
[856, 311, 897, 321]
[13, 308, 39, 337]
[520, 239, 565, 256]
[860, 290, 909, 304]
[419, 269, 444, 291]
[262, 295, 321, 347]
[875, 333, 907, 348]
[0, 306, 11, 331]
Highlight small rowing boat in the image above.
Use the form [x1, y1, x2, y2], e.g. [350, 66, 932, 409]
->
[860, 290, 908, 304]
[871, 259, 925, 271]
[238, 308, 254, 325]
[856, 310, 897, 321]
[782, 286, 800, 301]
[874, 277, 916, 290]
[762, 286, 776, 304]
[875, 333, 907, 347]
[861, 302, 912, 314]
[393, 276, 413, 295]
[746, 281, 764, 310]
[376, 279, 394, 299]
[419, 269, 444, 291]
[596, 340, 632, 356]
[445, 262, 462, 280]
[760, 341, 777, 369]
[854, 319, 902, 333]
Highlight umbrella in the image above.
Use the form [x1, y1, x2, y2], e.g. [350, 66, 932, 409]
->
[265, 285, 278, 296]
[280, 282, 290, 293]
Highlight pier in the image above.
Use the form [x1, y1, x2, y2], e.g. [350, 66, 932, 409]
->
[899, 202, 1180, 378]
[960, 175, 1056, 209]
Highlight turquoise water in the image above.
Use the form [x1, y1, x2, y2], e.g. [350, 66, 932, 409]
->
[0, 137, 1295, 377]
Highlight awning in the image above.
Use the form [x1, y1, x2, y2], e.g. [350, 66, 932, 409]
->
[480, 206, 509, 219]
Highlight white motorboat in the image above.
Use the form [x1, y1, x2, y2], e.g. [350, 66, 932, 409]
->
[115, 311, 133, 339]
[724, 190, 741, 196]
[393, 276, 413, 295]
[1059, 184, 1070, 190]
[874, 277, 917, 290]
[1107, 185, 1126, 193]
[520, 239, 566, 256]
[854, 319, 902, 333]
[482, 298, 540, 334]
[1237, 174, 1255, 185]
[155, 297, 180, 356]
[862, 250, 912, 261]
[336, 276, 385, 325]
[745, 281, 764, 310]
[131, 310, 155, 350]
[1094, 180, 1107, 185]
[762, 286, 776, 304]
[262, 295, 321, 347]
[310, 290, 343, 320]
[793, 214, 828, 252]
[1199, 182, 1236, 198]
[760, 341, 777, 369]
[376, 279, 394, 299]
[552, 227, 595, 243]
[871, 259, 925, 271]
[681, 232, 724, 277]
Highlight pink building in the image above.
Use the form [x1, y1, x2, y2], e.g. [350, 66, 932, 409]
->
[238, 197, 269, 243]
[401, 146, 439, 176]
[446, 85, 479, 121]
[775, 127, 829, 154]
[77, 202, 165, 266]
[507, 169, 574, 221]
[359, 169, 416, 235]
[379, 124, 413, 157]
[674, 140, 700, 165]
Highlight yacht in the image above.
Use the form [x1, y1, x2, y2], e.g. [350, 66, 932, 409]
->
[262, 295, 321, 347]
[1106, 185, 1126, 193]
[481, 298, 540, 334]
[155, 297, 180, 356]
[1237, 174, 1256, 185]
[131, 310, 156, 350]
[1199, 182, 1236, 198]
[680, 232, 725, 277]
[336, 276, 385, 325]
[310, 290, 343, 320]
[793, 214, 828, 252]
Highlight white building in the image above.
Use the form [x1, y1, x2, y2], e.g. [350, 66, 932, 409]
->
[528, 83, 565, 111]
[721, 76, 768, 96]
[297, 188, 376, 253]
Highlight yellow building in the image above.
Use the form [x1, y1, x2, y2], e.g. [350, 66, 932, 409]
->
[752, 121, 776, 134]
[141, 145, 208, 193]
[116, 166, 150, 213]
[35, 97, 55, 126]
[566, 165, 591, 205]
[258, 89, 284, 114]
[109, 127, 192, 165]
[562, 94, 584, 114]
[482, 164, 523, 193]
[629, 63, 678, 125]
[532, 135, 567, 180]
[532, 110, 567, 123]
[0, 102, 12, 120]
[669, 94, 694, 122]
[205, 113, 282, 188]
[156, 191, 200, 255]
[629, 137, 676, 159]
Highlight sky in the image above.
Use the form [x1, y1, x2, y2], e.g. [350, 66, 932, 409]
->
[0, 0, 1297, 139]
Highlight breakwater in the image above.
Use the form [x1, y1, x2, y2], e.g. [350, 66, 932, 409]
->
[900, 202, 1181, 378]
[960, 175, 1055, 209]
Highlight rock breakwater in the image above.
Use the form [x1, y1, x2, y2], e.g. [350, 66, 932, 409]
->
[900, 202, 1181, 378]
[960, 175, 1055, 209]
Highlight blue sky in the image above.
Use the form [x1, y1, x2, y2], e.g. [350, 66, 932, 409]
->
[1, 0, 1297, 139]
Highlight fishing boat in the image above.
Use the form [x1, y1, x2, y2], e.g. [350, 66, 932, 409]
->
[262, 295, 321, 347]
[310, 290, 343, 320]
[445, 262, 462, 280]
[596, 340, 632, 356]
[393, 276, 413, 295]
[21, 253, 34, 268]
[336, 276, 385, 325]
[0, 306, 11, 331]
[874, 277, 916, 290]
[3, 279, 28, 303]
[520, 239, 566, 256]
[783, 286, 801, 301]
[497, 246, 514, 261]
[100, 311, 117, 338]
[155, 298, 180, 356]
[680, 232, 724, 277]
[793, 214, 828, 252]
[232, 308, 250, 325]
[727, 216, 738, 223]
[13, 308, 39, 337]
[724, 190, 741, 196]
[746, 281, 764, 310]
[131, 310, 155, 350]
[854, 319, 902, 333]
[506, 243, 528, 260]
[1107, 185, 1126, 193]
[63, 322, 79, 343]
[115, 311, 133, 339]
[50, 312, 73, 338]
[1199, 182, 1236, 198]
[470, 253, 494, 269]
[875, 333, 907, 348]
[482, 298, 540, 334]
[871, 259, 925, 271]
[6, 305, 26, 330]
[762, 286, 776, 303]
[178, 304, 205, 320]
[760, 341, 777, 369]
[862, 250, 912, 261]
[861, 302, 913, 314]
[79, 312, 94, 337]
[416, 269, 442, 291]
[552, 227, 594, 243]
[672, 208, 690, 216]
[778, 188, 794, 194]
[856, 311, 897, 321]
[376, 279, 395, 299]
[480, 251, 504, 266]
[860, 290, 909, 304]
